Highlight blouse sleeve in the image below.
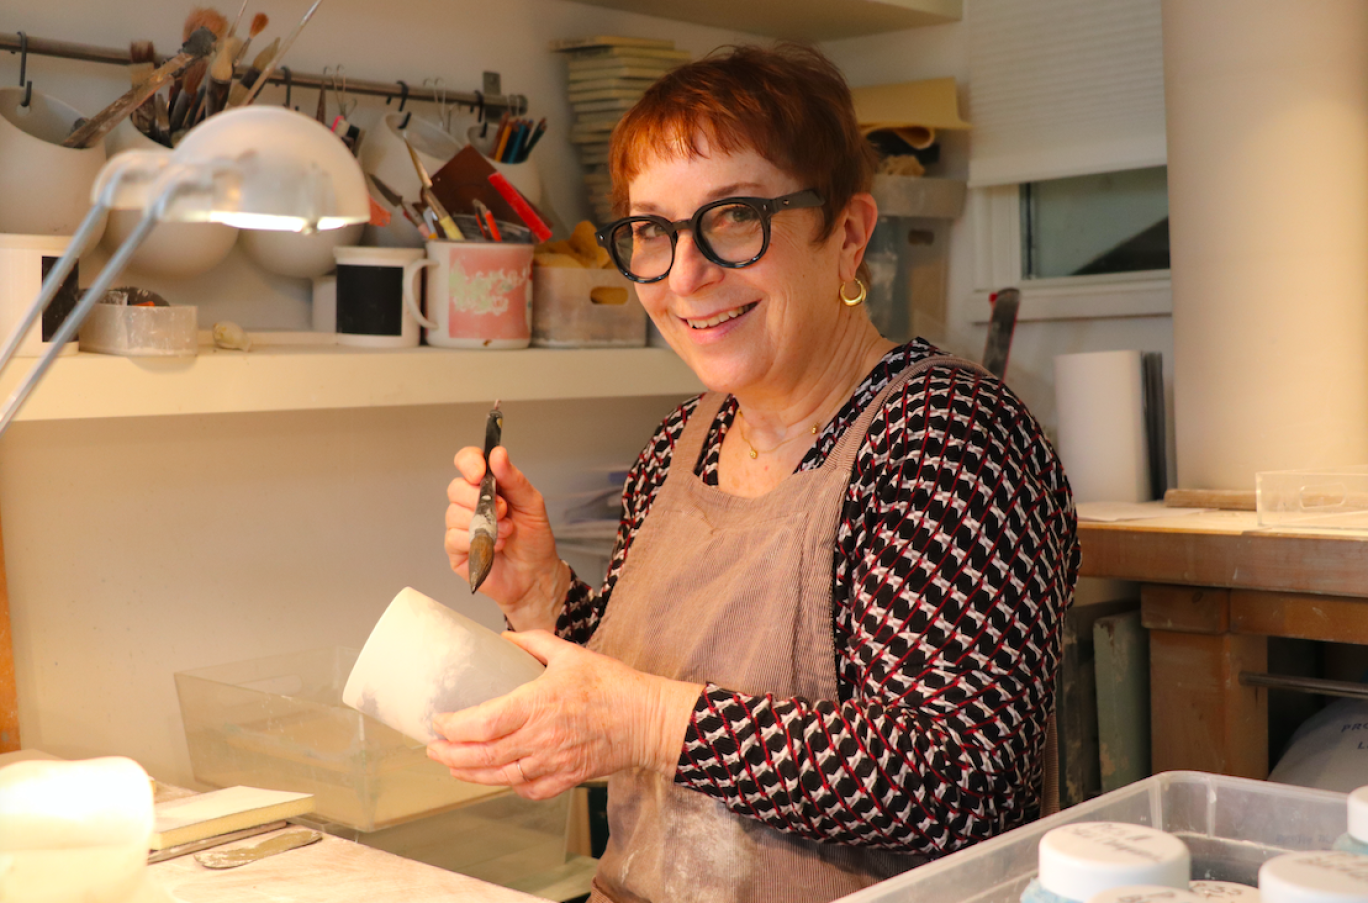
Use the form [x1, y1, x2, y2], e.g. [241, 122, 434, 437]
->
[673, 366, 1080, 856]
[555, 397, 698, 645]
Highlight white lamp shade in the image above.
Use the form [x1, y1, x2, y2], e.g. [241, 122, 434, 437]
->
[167, 106, 369, 231]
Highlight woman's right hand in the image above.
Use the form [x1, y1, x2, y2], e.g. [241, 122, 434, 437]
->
[445, 446, 569, 632]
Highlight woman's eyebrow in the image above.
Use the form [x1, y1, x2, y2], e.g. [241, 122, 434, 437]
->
[630, 182, 769, 217]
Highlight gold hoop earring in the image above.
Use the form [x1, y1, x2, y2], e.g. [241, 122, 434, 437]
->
[839, 278, 866, 307]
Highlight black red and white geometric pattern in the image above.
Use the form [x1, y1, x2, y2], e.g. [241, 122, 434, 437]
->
[557, 339, 1079, 857]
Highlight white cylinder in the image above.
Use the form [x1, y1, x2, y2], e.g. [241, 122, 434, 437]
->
[1054, 351, 1150, 503]
[1163, 0, 1368, 490]
[1088, 887, 1204, 903]
[1037, 822, 1191, 901]
[1258, 851, 1368, 903]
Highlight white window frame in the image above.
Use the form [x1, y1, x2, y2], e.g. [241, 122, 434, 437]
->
[968, 184, 1171, 323]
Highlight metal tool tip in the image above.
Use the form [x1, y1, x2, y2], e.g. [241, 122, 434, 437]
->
[468, 535, 495, 593]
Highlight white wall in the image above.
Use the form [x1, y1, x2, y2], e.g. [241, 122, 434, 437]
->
[0, 0, 748, 785]
[824, 17, 1175, 439]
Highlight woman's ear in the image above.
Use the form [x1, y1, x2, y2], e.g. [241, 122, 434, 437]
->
[837, 192, 880, 283]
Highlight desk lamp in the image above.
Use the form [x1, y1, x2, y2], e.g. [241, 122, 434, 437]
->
[0, 106, 369, 435]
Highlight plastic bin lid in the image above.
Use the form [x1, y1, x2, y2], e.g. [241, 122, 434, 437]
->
[1190, 881, 1262, 899]
[1349, 789, 1368, 844]
[1088, 887, 1204, 903]
[1259, 851, 1368, 903]
[1039, 823, 1191, 900]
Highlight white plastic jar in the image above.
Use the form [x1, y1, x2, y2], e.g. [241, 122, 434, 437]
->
[1333, 788, 1368, 857]
[1258, 851, 1368, 902]
[1020, 823, 1192, 903]
[1088, 886, 1205, 902]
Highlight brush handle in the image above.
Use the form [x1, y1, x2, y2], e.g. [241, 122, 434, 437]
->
[236, 0, 325, 107]
[63, 48, 200, 148]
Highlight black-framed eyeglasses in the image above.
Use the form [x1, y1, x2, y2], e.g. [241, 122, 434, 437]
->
[595, 189, 824, 284]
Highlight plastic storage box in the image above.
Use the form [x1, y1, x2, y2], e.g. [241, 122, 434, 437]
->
[1257, 466, 1368, 530]
[834, 772, 1348, 902]
[531, 266, 646, 348]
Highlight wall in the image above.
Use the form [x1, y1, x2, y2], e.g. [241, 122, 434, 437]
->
[0, 0, 748, 785]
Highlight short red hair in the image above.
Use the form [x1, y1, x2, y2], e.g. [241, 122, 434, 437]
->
[607, 43, 876, 241]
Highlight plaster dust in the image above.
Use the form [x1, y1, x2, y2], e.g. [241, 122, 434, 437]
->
[343, 588, 544, 745]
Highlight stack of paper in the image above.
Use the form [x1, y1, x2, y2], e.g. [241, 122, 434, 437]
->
[551, 35, 691, 223]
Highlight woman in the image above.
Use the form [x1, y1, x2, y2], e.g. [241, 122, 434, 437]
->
[433, 44, 1079, 903]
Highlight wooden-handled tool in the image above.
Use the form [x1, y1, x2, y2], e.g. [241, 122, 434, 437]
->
[63, 28, 216, 149]
[404, 137, 464, 241]
[468, 401, 503, 593]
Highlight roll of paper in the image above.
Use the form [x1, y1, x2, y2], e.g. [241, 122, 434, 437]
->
[1054, 350, 1149, 503]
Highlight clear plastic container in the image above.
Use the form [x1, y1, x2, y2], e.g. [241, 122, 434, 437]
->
[1020, 823, 1190, 903]
[1332, 788, 1368, 855]
[1256, 467, 1368, 530]
[1258, 851, 1368, 902]
[834, 773, 1348, 903]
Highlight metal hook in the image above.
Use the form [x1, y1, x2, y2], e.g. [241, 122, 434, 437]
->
[331, 65, 355, 119]
[387, 79, 409, 112]
[17, 31, 31, 108]
[280, 66, 293, 109]
[474, 91, 488, 137]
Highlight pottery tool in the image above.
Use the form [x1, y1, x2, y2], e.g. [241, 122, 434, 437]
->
[227, 37, 278, 106]
[468, 401, 503, 593]
[367, 174, 423, 233]
[64, 28, 217, 148]
[236, 0, 326, 108]
[405, 136, 464, 240]
[128, 40, 157, 135]
[194, 828, 322, 869]
[981, 287, 1019, 378]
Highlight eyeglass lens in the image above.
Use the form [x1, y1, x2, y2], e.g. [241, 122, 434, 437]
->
[609, 201, 767, 282]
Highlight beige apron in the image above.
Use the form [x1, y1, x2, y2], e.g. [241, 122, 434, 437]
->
[588, 355, 981, 903]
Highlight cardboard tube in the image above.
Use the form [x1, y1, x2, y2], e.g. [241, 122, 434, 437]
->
[1054, 350, 1149, 503]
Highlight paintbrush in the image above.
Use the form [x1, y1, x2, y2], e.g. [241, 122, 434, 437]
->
[63, 28, 216, 149]
[468, 401, 503, 593]
[226, 0, 250, 39]
[168, 58, 206, 132]
[166, 7, 226, 132]
[236, 0, 325, 107]
[204, 35, 241, 119]
[226, 36, 277, 107]
[405, 136, 464, 240]
[185, 6, 229, 42]
[128, 40, 156, 136]
[234, 13, 269, 64]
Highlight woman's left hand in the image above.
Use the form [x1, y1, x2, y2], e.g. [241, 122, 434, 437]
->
[427, 631, 703, 800]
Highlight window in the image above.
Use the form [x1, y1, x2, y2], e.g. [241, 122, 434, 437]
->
[1021, 166, 1169, 279]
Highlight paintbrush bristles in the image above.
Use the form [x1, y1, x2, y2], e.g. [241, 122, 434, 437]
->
[250, 12, 268, 37]
[184, 6, 229, 41]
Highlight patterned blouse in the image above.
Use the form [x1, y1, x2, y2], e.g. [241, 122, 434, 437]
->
[556, 339, 1080, 857]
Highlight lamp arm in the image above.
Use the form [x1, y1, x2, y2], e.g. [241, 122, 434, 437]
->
[0, 205, 160, 436]
[0, 204, 109, 390]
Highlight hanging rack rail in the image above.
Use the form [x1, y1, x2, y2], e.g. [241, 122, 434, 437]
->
[0, 31, 527, 115]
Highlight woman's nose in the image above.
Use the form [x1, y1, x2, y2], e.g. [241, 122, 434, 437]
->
[668, 231, 722, 296]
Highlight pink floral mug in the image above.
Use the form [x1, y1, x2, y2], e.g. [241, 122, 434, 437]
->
[418, 241, 534, 349]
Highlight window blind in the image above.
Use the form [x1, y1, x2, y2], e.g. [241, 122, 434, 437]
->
[967, 0, 1166, 187]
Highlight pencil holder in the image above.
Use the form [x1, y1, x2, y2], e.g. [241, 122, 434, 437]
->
[0, 87, 107, 252]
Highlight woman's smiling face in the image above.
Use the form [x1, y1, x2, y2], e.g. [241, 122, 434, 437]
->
[628, 140, 851, 400]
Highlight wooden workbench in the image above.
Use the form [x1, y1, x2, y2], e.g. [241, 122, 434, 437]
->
[1077, 507, 1368, 779]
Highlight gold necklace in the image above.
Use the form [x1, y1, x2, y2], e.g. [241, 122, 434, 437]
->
[735, 413, 820, 459]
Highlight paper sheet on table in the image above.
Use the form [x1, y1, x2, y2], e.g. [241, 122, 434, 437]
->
[1076, 501, 1212, 522]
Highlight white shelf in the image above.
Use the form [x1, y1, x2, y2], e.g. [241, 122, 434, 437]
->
[5, 346, 704, 422]
[566, 0, 961, 42]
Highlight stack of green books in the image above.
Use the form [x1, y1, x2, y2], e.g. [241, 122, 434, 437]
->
[551, 35, 691, 223]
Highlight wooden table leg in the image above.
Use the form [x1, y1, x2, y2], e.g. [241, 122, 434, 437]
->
[0, 502, 16, 753]
[1142, 585, 1268, 778]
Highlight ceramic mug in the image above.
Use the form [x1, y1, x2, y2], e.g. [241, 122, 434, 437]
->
[0, 234, 83, 357]
[418, 241, 534, 349]
[332, 246, 430, 347]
